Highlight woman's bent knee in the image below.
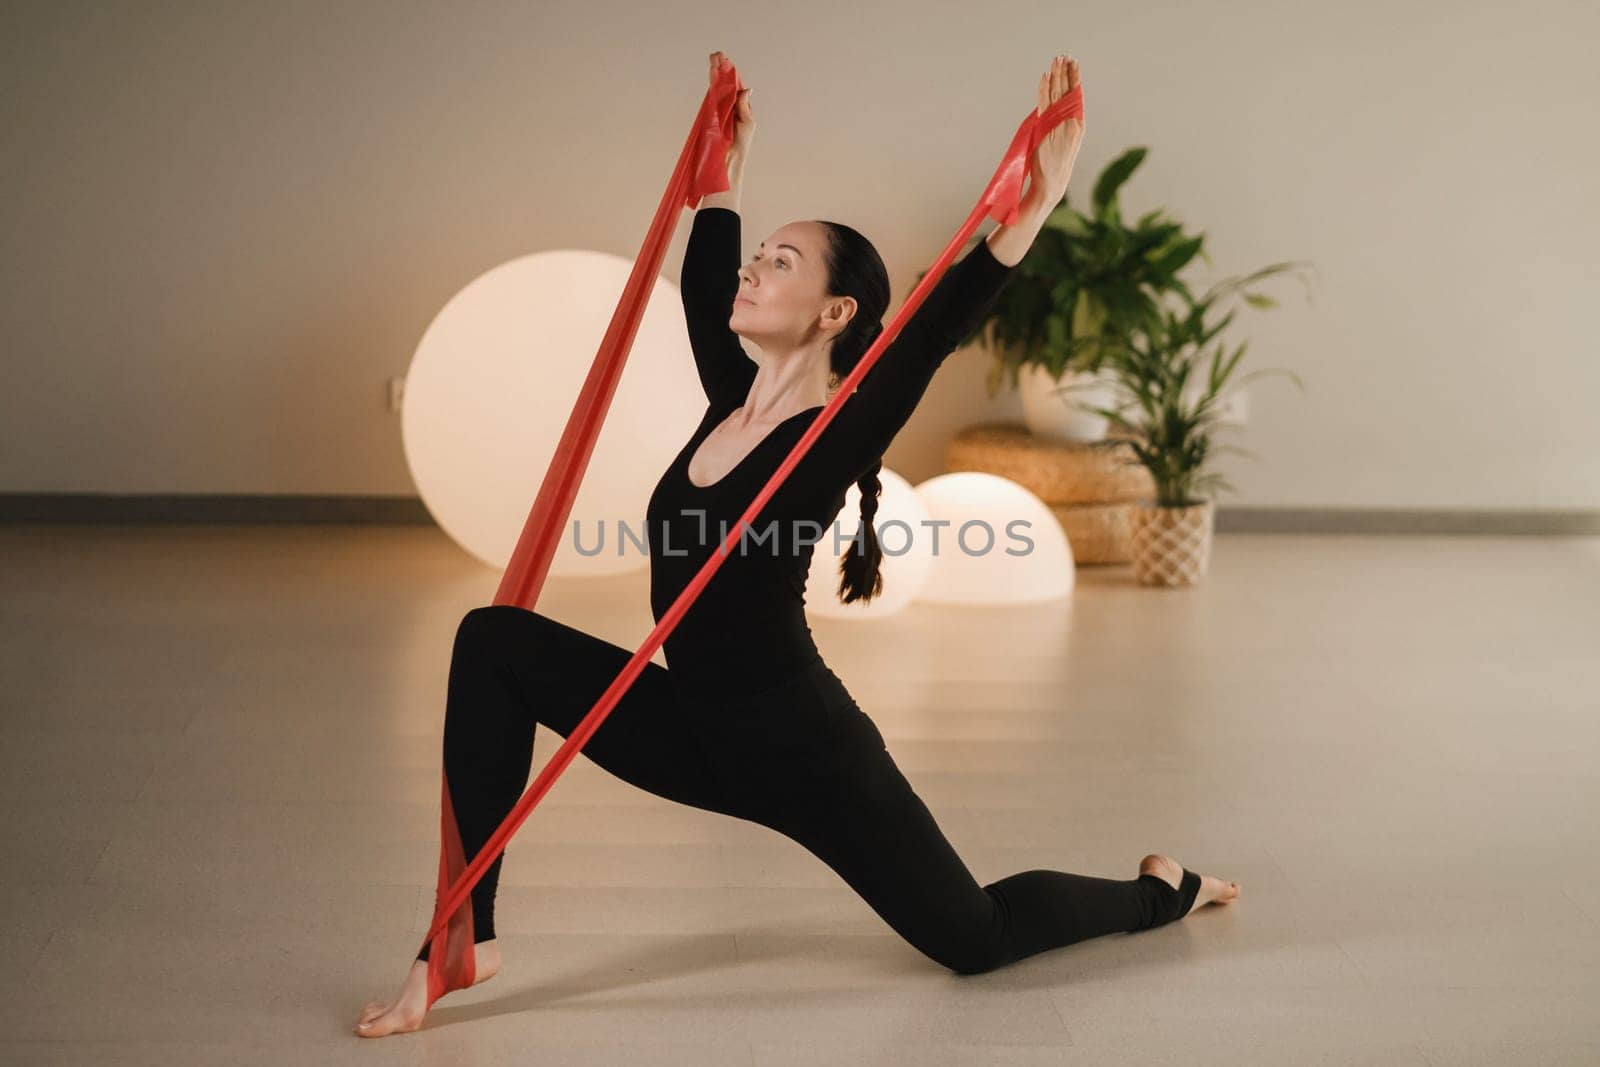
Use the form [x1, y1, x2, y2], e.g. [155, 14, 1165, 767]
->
[456, 604, 547, 653]
[922, 919, 1010, 975]
[945, 942, 1008, 976]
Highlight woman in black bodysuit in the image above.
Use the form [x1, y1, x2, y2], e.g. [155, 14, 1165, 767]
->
[357, 50, 1238, 1039]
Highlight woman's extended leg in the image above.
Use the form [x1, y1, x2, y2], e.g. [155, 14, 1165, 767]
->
[768, 725, 1203, 975]
[416, 604, 739, 961]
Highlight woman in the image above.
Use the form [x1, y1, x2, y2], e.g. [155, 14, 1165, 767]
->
[357, 50, 1238, 1038]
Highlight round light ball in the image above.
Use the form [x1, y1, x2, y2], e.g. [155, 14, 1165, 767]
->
[402, 250, 706, 576]
[911, 471, 1075, 604]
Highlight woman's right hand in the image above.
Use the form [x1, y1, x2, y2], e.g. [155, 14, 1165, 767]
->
[708, 51, 755, 163]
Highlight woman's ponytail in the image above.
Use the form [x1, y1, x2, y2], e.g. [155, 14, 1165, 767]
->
[816, 219, 892, 605]
[838, 458, 885, 605]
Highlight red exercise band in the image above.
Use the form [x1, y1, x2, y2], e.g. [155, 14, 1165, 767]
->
[420, 59, 1083, 1008]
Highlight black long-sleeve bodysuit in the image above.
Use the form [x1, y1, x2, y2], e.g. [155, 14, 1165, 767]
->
[418, 208, 1200, 971]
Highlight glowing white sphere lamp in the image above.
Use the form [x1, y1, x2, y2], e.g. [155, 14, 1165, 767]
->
[805, 466, 933, 619]
[402, 250, 706, 576]
[911, 472, 1075, 604]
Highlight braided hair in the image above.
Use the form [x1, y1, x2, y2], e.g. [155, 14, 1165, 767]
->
[815, 220, 891, 605]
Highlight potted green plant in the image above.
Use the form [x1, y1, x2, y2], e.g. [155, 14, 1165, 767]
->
[942, 146, 1208, 443]
[1085, 264, 1308, 586]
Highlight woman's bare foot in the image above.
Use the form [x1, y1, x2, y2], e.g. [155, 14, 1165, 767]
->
[1139, 853, 1240, 916]
[354, 939, 502, 1038]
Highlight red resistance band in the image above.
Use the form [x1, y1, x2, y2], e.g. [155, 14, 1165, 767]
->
[420, 60, 1084, 1008]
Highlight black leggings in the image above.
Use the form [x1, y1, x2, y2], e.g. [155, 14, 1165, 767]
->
[417, 605, 1196, 974]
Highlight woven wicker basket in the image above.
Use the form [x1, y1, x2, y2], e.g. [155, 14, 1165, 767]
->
[945, 422, 1152, 506]
[1046, 502, 1138, 565]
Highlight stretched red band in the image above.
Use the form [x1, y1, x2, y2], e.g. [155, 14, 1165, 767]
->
[421, 60, 1083, 1008]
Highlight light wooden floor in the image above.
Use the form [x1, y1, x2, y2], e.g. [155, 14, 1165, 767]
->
[1, 524, 1596, 1065]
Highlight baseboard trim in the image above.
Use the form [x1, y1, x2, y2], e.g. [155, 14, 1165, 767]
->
[1215, 507, 1600, 535]
[0, 493, 433, 524]
[1, 494, 1596, 536]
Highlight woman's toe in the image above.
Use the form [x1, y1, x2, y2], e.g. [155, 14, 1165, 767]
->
[356, 1008, 411, 1038]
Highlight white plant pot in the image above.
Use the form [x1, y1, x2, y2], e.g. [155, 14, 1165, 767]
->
[1018, 364, 1120, 443]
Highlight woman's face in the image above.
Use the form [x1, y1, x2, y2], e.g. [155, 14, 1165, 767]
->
[730, 221, 855, 348]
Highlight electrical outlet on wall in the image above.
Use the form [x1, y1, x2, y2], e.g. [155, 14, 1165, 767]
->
[387, 376, 405, 413]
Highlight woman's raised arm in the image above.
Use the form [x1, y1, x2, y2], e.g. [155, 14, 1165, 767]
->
[681, 52, 759, 403]
[680, 206, 756, 404]
[796, 53, 1086, 487]
[699, 51, 754, 212]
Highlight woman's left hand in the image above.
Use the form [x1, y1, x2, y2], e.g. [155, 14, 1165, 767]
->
[1026, 54, 1084, 206]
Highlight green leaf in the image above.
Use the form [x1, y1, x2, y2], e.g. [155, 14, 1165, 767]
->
[1147, 234, 1205, 277]
[1091, 147, 1147, 218]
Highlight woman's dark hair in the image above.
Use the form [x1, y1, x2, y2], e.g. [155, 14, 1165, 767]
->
[815, 219, 892, 605]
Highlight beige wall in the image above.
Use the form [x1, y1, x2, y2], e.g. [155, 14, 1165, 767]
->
[3, 0, 1595, 509]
